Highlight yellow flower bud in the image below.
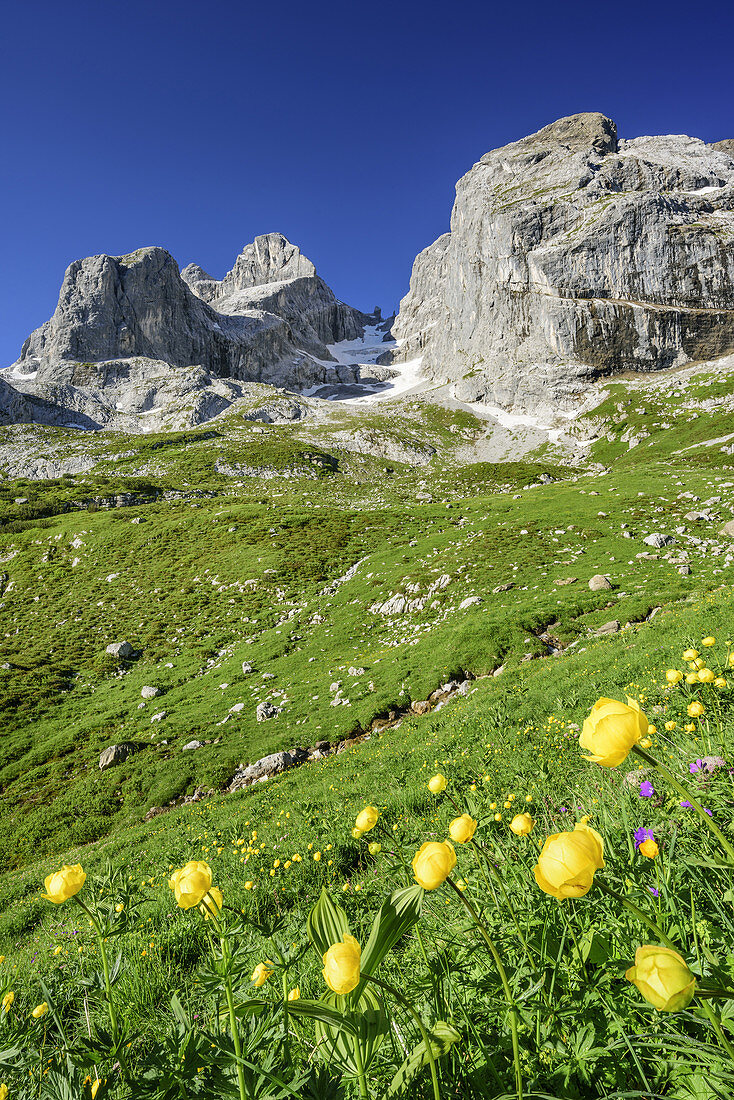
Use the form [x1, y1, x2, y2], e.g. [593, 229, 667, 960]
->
[1, 992, 13, 1012]
[31, 1002, 49, 1019]
[53, 945, 63, 956]
[702, 637, 716, 647]
[91, 1080, 101, 1099]
[41, 864, 86, 905]
[351, 828, 363, 839]
[665, 670, 683, 685]
[449, 814, 477, 844]
[640, 737, 653, 748]
[288, 986, 300, 1001]
[0, 1083, 7, 1100]
[354, 806, 379, 833]
[412, 841, 457, 890]
[687, 702, 705, 718]
[534, 822, 605, 900]
[693, 658, 705, 669]
[625, 946, 695, 1011]
[682, 649, 699, 661]
[715, 677, 727, 688]
[115, 903, 124, 913]
[428, 773, 447, 794]
[647, 724, 657, 735]
[638, 839, 659, 859]
[168, 861, 212, 909]
[251, 961, 274, 987]
[368, 842, 381, 855]
[199, 887, 223, 921]
[322, 935, 361, 995]
[509, 813, 534, 836]
[579, 697, 647, 768]
[697, 669, 714, 683]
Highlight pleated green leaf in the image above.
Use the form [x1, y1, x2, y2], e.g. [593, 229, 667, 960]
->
[307, 887, 350, 958]
[384, 1020, 461, 1099]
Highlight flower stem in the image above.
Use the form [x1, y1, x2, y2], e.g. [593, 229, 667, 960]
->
[470, 841, 535, 958]
[632, 745, 734, 863]
[596, 882, 677, 949]
[352, 1032, 370, 1100]
[446, 878, 523, 1100]
[221, 936, 248, 1100]
[74, 897, 122, 1072]
[362, 973, 441, 1100]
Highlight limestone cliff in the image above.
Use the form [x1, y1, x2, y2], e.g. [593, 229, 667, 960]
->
[392, 113, 734, 412]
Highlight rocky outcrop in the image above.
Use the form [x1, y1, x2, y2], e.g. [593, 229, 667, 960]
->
[4, 235, 372, 430]
[392, 113, 734, 414]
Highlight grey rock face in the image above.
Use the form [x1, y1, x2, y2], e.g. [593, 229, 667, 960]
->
[5, 234, 371, 430]
[99, 742, 140, 769]
[228, 747, 308, 791]
[141, 686, 161, 699]
[392, 113, 734, 413]
[256, 700, 281, 721]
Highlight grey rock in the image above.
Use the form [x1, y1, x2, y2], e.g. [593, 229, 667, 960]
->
[589, 574, 612, 590]
[106, 641, 133, 658]
[595, 620, 621, 634]
[459, 595, 483, 609]
[99, 742, 141, 770]
[391, 113, 734, 416]
[644, 533, 675, 548]
[141, 685, 161, 699]
[241, 662, 254, 675]
[720, 520, 734, 537]
[685, 511, 710, 522]
[256, 700, 281, 721]
[411, 700, 431, 715]
[228, 746, 308, 791]
[182, 740, 205, 751]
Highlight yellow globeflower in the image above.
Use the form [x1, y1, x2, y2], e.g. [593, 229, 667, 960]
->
[534, 822, 605, 900]
[666, 670, 683, 685]
[639, 839, 659, 859]
[626, 946, 695, 1011]
[41, 864, 86, 905]
[702, 637, 716, 647]
[199, 887, 223, 921]
[53, 945, 63, 956]
[664, 721, 676, 731]
[449, 814, 477, 844]
[509, 812, 534, 836]
[288, 986, 300, 1001]
[729, 653, 734, 668]
[647, 724, 657, 735]
[428, 774, 447, 794]
[0, 1084, 7, 1100]
[354, 806, 379, 833]
[685, 672, 697, 684]
[91, 1081, 101, 1099]
[640, 737, 652, 748]
[251, 961, 274, 987]
[697, 669, 715, 683]
[687, 702, 705, 718]
[31, 1002, 49, 1019]
[715, 677, 727, 688]
[693, 658, 705, 670]
[682, 649, 699, 661]
[1, 992, 13, 1012]
[322, 935, 361, 995]
[412, 841, 456, 890]
[368, 842, 381, 855]
[351, 828, 363, 839]
[168, 861, 212, 909]
[579, 697, 647, 767]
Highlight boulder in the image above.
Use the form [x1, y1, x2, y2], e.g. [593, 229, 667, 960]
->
[182, 740, 205, 751]
[141, 685, 160, 699]
[99, 742, 141, 770]
[228, 747, 308, 791]
[256, 700, 281, 721]
[595, 620, 621, 635]
[411, 700, 431, 715]
[644, 533, 675, 548]
[720, 520, 734, 538]
[589, 575, 612, 591]
[106, 641, 133, 658]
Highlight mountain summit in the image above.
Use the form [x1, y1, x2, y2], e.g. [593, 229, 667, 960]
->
[391, 112, 734, 414]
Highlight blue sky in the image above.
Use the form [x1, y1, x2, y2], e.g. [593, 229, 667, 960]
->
[1, 0, 733, 366]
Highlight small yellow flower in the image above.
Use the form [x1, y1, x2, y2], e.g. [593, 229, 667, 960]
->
[666, 670, 683, 685]
[313, 852, 322, 861]
[412, 841, 456, 890]
[687, 702, 705, 718]
[697, 669, 715, 683]
[288, 986, 300, 1001]
[41, 864, 86, 905]
[115, 903, 124, 913]
[251, 961, 274, 987]
[368, 842, 381, 855]
[534, 822, 605, 900]
[354, 807, 378, 833]
[31, 1002, 49, 1019]
[449, 814, 477, 844]
[428, 774, 447, 794]
[509, 813, 534, 836]
[322, 935, 361, 994]
[682, 649, 699, 661]
[351, 828, 363, 840]
[715, 677, 727, 688]
[0, 1083, 7, 1100]
[244, 881, 254, 891]
[1, 992, 14, 1012]
[626, 946, 695, 1011]
[647, 724, 657, 735]
[702, 637, 716, 647]
[664, 721, 676, 731]
[53, 945, 63, 956]
[579, 697, 647, 768]
[639, 839, 659, 859]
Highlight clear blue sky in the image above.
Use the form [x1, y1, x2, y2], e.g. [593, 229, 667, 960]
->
[2, 0, 733, 366]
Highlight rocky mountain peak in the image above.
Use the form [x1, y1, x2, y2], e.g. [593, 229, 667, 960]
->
[517, 111, 618, 157]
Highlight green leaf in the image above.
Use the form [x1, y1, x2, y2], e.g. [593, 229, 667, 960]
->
[359, 885, 424, 980]
[307, 887, 350, 958]
[315, 985, 388, 1077]
[286, 998, 359, 1036]
[384, 1020, 461, 1099]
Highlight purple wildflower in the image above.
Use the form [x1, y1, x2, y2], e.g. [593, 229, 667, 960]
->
[648, 887, 660, 897]
[639, 780, 655, 798]
[704, 807, 713, 817]
[634, 827, 654, 850]
[680, 800, 692, 809]
[689, 760, 704, 774]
